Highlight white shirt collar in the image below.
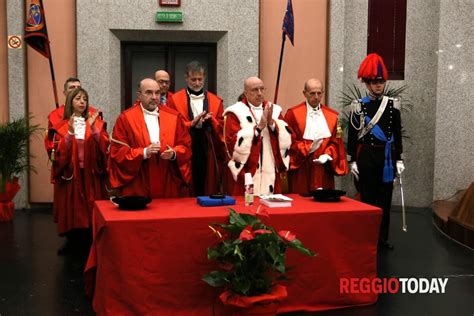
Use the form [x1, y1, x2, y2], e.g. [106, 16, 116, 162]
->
[141, 103, 159, 116]
[187, 90, 204, 100]
[306, 101, 321, 112]
[249, 101, 263, 110]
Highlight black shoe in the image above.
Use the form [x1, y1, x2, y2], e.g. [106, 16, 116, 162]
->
[379, 240, 394, 250]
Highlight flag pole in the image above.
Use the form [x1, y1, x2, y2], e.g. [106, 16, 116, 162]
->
[39, 0, 59, 109]
[47, 51, 59, 109]
[273, 33, 286, 104]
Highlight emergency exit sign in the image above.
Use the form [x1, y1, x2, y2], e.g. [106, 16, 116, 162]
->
[156, 11, 183, 23]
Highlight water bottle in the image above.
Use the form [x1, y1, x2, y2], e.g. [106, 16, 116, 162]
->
[244, 173, 254, 206]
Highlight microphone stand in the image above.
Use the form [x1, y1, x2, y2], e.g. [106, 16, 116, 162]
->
[205, 124, 225, 199]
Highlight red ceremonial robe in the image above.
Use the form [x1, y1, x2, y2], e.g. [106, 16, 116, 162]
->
[108, 102, 192, 198]
[167, 89, 225, 195]
[52, 118, 109, 235]
[285, 102, 348, 193]
[224, 99, 292, 196]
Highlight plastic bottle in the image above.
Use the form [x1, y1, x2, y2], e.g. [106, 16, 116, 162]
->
[244, 173, 254, 206]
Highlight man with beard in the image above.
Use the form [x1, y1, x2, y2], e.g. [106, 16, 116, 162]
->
[168, 61, 224, 196]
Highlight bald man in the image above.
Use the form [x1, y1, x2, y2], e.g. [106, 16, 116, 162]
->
[108, 78, 192, 198]
[224, 76, 292, 195]
[285, 79, 348, 193]
[154, 70, 173, 106]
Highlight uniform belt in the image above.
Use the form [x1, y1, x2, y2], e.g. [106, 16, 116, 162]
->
[360, 144, 387, 148]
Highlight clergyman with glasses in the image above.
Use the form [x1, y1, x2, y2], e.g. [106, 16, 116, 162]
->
[154, 69, 173, 106]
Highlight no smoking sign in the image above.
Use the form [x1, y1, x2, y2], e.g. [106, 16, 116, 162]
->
[8, 35, 22, 49]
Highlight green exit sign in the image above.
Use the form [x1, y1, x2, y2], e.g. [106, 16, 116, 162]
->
[156, 11, 183, 23]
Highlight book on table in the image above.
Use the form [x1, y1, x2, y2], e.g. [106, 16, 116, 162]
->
[259, 194, 293, 208]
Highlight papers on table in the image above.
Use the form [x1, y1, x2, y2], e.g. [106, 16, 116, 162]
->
[259, 194, 293, 208]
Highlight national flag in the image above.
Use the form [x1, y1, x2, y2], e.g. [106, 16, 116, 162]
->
[24, 0, 50, 58]
[282, 0, 294, 46]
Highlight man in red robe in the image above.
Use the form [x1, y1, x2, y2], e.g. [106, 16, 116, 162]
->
[108, 78, 192, 198]
[154, 69, 174, 106]
[167, 61, 224, 196]
[224, 76, 292, 195]
[285, 78, 348, 193]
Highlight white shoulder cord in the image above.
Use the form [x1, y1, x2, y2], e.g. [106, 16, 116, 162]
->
[349, 100, 364, 131]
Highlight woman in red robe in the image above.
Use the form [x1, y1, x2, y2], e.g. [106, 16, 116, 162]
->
[52, 87, 109, 254]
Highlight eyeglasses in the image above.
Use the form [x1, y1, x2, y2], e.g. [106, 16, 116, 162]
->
[157, 80, 170, 85]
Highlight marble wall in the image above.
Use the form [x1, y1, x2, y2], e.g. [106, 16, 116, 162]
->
[433, 0, 474, 200]
[7, 0, 28, 208]
[76, 0, 259, 128]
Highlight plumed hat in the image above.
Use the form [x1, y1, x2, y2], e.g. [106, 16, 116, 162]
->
[357, 53, 388, 82]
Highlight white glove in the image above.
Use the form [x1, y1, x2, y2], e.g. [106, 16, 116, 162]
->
[313, 154, 333, 164]
[396, 160, 405, 176]
[350, 162, 359, 181]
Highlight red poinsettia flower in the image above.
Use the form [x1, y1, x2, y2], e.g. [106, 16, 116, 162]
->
[255, 205, 269, 217]
[253, 229, 272, 235]
[278, 230, 296, 242]
[239, 225, 254, 241]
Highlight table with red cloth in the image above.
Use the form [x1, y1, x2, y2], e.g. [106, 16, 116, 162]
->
[84, 195, 381, 315]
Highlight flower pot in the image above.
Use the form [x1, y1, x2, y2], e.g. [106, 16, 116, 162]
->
[0, 177, 20, 222]
[220, 284, 287, 316]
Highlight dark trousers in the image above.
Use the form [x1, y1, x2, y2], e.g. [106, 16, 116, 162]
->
[357, 146, 394, 242]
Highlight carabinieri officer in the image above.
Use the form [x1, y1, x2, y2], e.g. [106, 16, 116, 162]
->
[347, 53, 406, 250]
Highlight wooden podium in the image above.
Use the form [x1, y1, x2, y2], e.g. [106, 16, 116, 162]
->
[433, 182, 474, 249]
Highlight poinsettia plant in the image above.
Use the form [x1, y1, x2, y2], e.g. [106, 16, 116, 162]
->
[202, 208, 315, 297]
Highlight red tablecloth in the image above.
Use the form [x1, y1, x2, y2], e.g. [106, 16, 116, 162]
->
[85, 195, 381, 315]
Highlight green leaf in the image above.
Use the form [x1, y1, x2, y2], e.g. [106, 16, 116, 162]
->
[202, 271, 229, 287]
[228, 209, 248, 228]
[265, 241, 280, 263]
[274, 256, 286, 274]
[207, 247, 222, 260]
[239, 213, 261, 227]
[288, 239, 316, 257]
[234, 244, 244, 260]
[233, 275, 251, 296]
